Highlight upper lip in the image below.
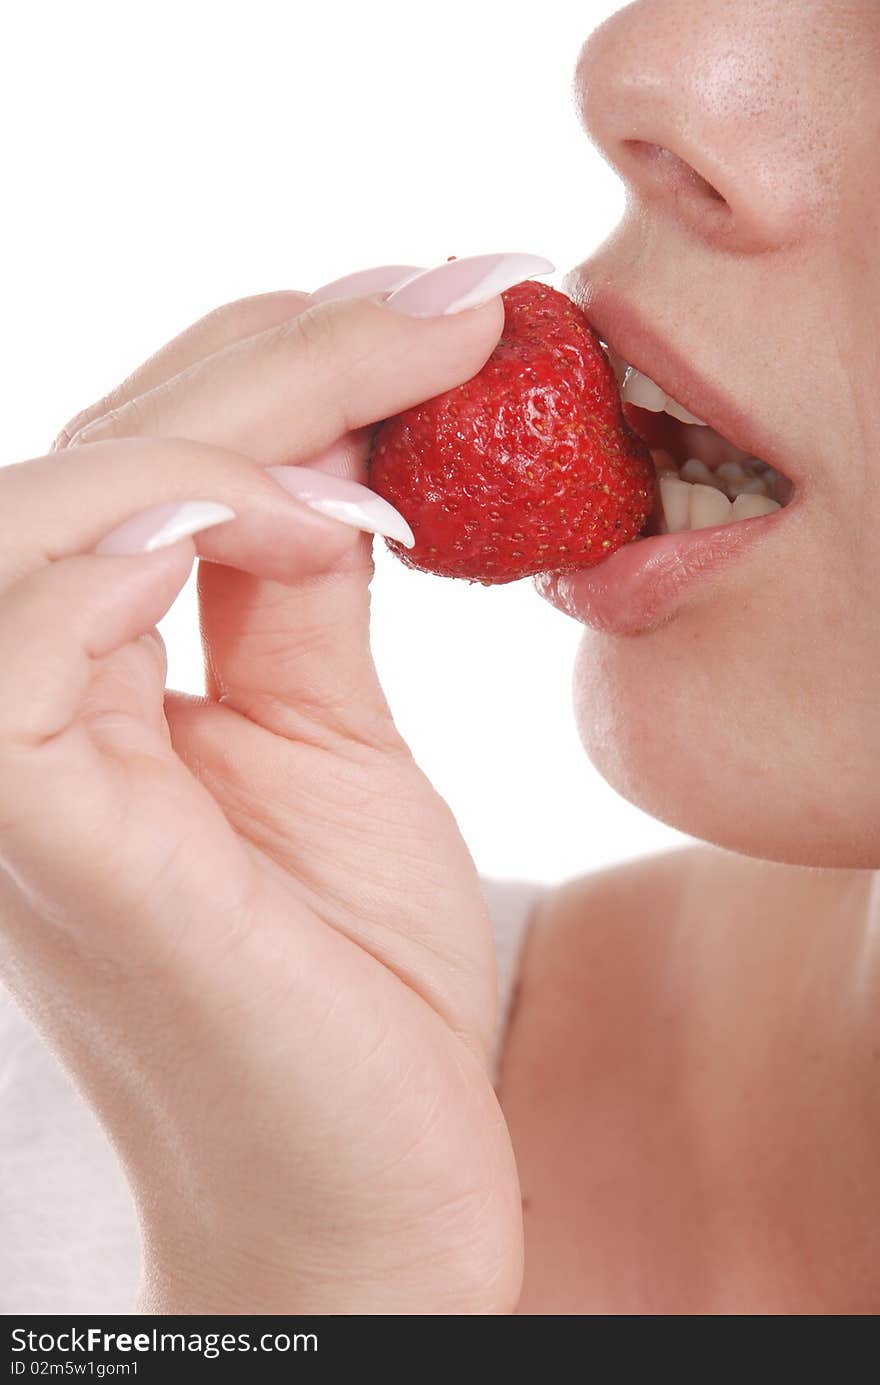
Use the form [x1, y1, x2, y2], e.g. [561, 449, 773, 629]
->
[563, 268, 803, 492]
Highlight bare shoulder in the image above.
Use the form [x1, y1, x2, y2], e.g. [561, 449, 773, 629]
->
[504, 840, 835, 1024]
[529, 839, 771, 939]
[500, 844, 711, 1052]
[498, 844, 880, 1313]
[534, 841, 706, 937]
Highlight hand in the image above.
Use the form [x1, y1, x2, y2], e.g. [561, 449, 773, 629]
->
[0, 270, 524, 1314]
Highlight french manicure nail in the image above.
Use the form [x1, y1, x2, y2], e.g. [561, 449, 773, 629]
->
[95, 501, 236, 555]
[384, 252, 555, 318]
[268, 466, 415, 548]
[309, 264, 425, 305]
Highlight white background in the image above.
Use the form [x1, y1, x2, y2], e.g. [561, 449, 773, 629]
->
[2, 0, 688, 884]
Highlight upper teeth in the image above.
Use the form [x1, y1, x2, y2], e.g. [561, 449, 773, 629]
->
[620, 366, 707, 427]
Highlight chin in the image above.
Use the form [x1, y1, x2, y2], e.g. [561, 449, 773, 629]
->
[572, 621, 879, 873]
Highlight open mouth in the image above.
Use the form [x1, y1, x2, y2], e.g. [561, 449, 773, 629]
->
[606, 350, 796, 536]
[536, 279, 800, 634]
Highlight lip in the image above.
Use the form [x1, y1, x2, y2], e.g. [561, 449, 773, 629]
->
[533, 274, 801, 636]
[568, 276, 802, 486]
[535, 513, 785, 635]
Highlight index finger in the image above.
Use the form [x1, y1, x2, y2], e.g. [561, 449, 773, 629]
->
[54, 267, 424, 452]
[69, 256, 556, 464]
[53, 291, 309, 450]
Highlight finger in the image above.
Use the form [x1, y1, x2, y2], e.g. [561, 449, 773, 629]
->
[0, 437, 406, 592]
[0, 437, 412, 745]
[307, 263, 423, 305]
[0, 535, 256, 979]
[0, 469, 381, 749]
[55, 268, 424, 451]
[301, 428, 374, 483]
[53, 291, 310, 451]
[71, 287, 508, 464]
[69, 256, 549, 736]
[0, 541, 200, 749]
[173, 285, 504, 734]
[83, 633, 170, 739]
[194, 423, 398, 725]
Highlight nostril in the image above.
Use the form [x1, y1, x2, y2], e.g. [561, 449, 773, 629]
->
[575, 1, 811, 257]
[624, 140, 731, 213]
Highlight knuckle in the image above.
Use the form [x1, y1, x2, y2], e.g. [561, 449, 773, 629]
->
[202, 289, 310, 342]
[285, 300, 342, 358]
[280, 300, 375, 433]
[280, 304, 351, 432]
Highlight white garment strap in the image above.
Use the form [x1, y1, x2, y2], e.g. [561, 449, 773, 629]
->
[482, 877, 545, 1083]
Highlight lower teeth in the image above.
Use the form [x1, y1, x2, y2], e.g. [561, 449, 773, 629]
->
[652, 451, 783, 533]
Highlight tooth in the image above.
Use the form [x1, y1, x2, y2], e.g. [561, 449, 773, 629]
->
[658, 474, 691, 532]
[664, 398, 707, 426]
[621, 367, 667, 412]
[762, 467, 778, 498]
[689, 483, 733, 529]
[650, 448, 677, 472]
[716, 460, 745, 484]
[727, 475, 767, 498]
[605, 346, 629, 385]
[731, 493, 781, 520]
[679, 457, 725, 491]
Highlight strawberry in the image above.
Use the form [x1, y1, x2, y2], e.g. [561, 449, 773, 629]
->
[368, 281, 655, 585]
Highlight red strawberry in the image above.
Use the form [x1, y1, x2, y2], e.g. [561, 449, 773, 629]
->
[368, 281, 655, 585]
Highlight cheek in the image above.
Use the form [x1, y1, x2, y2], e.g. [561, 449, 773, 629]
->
[571, 586, 880, 869]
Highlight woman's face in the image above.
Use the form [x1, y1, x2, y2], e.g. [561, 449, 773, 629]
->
[547, 0, 880, 868]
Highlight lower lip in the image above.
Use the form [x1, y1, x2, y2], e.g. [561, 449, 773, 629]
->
[536, 512, 786, 636]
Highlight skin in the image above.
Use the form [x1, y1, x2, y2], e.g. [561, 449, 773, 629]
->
[567, 0, 880, 868]
[504, 0, 880, 1312]
[1, 0, 878, 1316]
[0, 295, 522, 1314]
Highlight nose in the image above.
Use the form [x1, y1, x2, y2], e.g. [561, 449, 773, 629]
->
[577, 0, 833, 253]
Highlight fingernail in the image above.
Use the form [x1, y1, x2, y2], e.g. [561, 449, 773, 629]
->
[268, 466, 414, 548]
[309, 264, 425, 305]
[384, 252, 555, 318]
[95, 501, 236, 555]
